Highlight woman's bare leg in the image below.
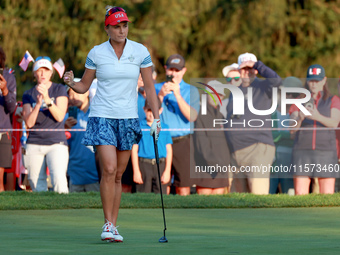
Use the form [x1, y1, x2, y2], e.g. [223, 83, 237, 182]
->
[96, 145, 118, 223]
[318, 178, 335, 194]
[111, 150, 131, 226]
[0, 167, 5, 192]
[294, 177, 311, 195]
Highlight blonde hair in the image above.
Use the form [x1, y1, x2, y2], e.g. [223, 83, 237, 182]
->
[105, 5, 115, 11]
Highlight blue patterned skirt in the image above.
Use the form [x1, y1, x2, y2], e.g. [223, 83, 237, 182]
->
[82, 117, 142, 151]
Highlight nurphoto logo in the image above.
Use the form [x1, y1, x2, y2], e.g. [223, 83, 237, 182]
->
[195, 80, 312, 128]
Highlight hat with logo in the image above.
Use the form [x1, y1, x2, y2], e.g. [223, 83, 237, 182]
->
[222, 63, 239, 77]
[237, 52, 257, 66]
[165, 54, 185, 70]
[306, 64, 325, 81]
[105, 6, 130, 26]
[282, 76, 303, 88]
[205, 80, 225, 96]
[33, 57, 53, 72]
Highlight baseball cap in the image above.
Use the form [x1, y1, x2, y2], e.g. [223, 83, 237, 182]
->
[205, 80, 225, 96]
[222, 63, 239, 77]
[306, 64, 325, 81]
[238, 52, 257, 66]
[165, 54, 185, 70]
[33, 57, 53, 72]
[105, 6, 130, 26]
[281, 77, 303, 88]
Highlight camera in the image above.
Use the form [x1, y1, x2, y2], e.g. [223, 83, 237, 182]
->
[138, 87, 145, 94]
[68, 106, 78, 119]
[304, 98, 314, 109]
[166, 74, 174, 82]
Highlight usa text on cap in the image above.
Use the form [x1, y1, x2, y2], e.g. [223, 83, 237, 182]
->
[33, 58, 53, 72]
[105, 7, 130, 26]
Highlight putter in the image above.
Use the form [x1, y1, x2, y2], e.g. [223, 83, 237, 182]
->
[153, 134, 168, 243]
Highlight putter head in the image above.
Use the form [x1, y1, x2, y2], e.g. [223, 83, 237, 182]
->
[159, 236, 168, 243]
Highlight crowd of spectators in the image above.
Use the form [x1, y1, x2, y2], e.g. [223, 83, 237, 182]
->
[1, 46, 340, 196]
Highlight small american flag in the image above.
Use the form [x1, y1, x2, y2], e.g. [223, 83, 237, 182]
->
[53, 58, 65, 78]
[19, 51, 34, 71]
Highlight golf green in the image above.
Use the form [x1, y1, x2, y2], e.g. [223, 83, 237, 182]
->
[1, 208, 339, 254]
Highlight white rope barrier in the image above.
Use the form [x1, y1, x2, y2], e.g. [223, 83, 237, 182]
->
[2, 127, 340, 132]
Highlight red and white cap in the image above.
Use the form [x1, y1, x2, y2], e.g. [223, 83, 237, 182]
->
[105, 8, 130, 26]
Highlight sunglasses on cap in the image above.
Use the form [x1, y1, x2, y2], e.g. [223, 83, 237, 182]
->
[35, 56, 51, 62]
[106, 7, 126, 18]
[226, 77, 240, 82]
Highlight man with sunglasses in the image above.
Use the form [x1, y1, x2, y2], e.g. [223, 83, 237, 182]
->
[155, 54, 200, 196]
[222, 63, 242, 87]
[225, 52, 281, 195]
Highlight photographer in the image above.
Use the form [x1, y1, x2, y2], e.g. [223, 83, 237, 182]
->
[290, 64, 340, 195]
[155, 54, 200, 195]
[0, 46, 17, 192]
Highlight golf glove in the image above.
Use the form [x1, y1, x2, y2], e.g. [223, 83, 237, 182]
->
[150, 119, 161, 141]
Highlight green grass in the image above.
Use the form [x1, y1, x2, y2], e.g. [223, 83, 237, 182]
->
[1, 208, 340, 254]
[1, 193, 340, 254]
[1, 192, 340, 210]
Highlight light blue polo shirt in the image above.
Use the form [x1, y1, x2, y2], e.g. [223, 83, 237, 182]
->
[138, 120, 172, 159]
[85, 39, 153, 119]
[155, 80, 200, 137]
[138, 92, 146, 121]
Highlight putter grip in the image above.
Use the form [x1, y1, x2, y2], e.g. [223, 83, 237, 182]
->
[153, 134, 160, 164]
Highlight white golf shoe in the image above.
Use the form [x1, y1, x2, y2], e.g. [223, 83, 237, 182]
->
[101, 222, 114, 241]
[101, 222, 123, 242]
[112, 226, 123, 242]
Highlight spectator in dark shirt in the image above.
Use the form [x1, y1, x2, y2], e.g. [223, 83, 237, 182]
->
[225, 53, 281, 194]
[0, 46, 17, 192]
[290, 64, 340, 195]
[193, 80, 230, 195]
[22, 56, 69, 193]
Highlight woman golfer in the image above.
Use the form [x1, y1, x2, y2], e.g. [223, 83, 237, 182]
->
[64, 6, 161, 242]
